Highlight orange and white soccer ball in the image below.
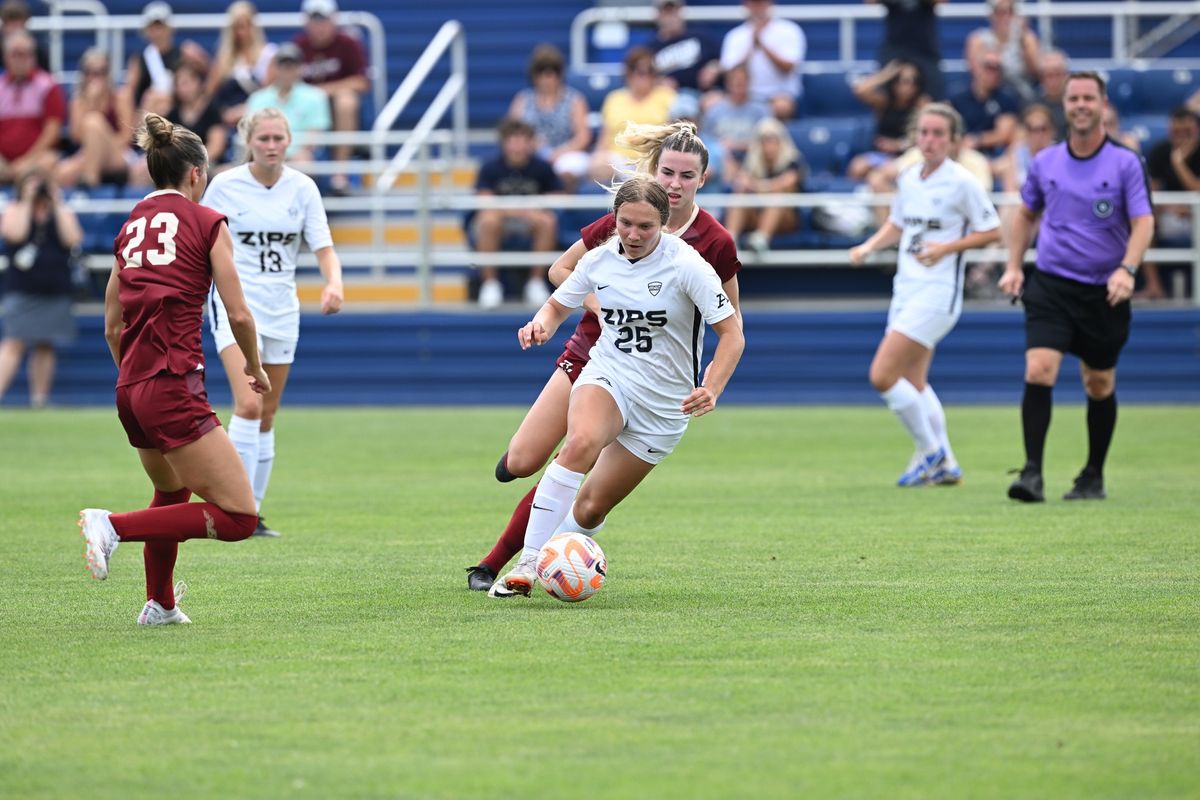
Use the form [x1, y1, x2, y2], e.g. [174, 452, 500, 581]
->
[536, 532, 607, 602]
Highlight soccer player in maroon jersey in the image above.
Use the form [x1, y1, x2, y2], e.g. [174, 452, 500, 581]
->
[465, 121, 743, 591]
[78, 112, 271, 626]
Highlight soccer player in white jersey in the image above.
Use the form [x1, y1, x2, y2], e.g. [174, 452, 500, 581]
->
[490, 175, 745, 597]
[202, 107, 344, 537]
[849, 103, 1001, 487]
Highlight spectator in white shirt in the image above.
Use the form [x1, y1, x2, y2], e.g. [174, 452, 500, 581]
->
[718, 0, 806, 120]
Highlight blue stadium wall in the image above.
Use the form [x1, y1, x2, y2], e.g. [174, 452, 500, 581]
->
[5, 308, 1197, 407]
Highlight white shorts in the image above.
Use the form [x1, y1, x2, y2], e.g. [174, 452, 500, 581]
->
[573, 365, 687, 465]
[887, 290, 961, 350]
[208, 296, 298, 365]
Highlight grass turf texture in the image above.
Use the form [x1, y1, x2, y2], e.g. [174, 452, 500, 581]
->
[0, 405, 1196, 799]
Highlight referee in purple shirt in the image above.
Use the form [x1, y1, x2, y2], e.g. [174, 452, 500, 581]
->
[1000, 71, 1155, 503]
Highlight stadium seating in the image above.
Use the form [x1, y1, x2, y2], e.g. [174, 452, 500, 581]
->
[788, 116, 871, 177]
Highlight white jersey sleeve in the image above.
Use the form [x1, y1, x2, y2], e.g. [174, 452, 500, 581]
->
[677, 248, 736, 327]
[963, 173, 1000, 234]
[551, 249, 600, 310]
[300, 176, 333, 252]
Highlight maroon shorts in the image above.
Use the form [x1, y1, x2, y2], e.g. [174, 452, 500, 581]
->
[555, 348, 590, 386]
[116, 370, 221, 453]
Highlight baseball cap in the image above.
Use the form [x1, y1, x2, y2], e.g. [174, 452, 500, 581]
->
[275, 42, 303, 63]
[140, 1, 172, 27]
[301, 0, 337, 17]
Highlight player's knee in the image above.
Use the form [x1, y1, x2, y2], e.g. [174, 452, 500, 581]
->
[501, 447, 542, 480]
[1024, 361, 1057, 385]
[868, 364, 895, 393]
[571, 497, 607, 530]
[223, 511, 259, 542]
[558, 433, 602, 470]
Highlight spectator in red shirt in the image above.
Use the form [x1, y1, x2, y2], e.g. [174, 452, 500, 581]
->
[293, 0, 367, 194]
[0, 30, 65, 185]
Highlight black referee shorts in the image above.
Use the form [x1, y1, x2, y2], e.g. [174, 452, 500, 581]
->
[1022, 268, 1131, 370]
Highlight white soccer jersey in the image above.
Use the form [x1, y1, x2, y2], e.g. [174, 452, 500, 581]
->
[553, 232, 735, 420]
[889, 158, 999, 308]
[201, 164, 333, 339]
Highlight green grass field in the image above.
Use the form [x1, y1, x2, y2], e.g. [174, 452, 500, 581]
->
[1, 405, 1197, 799]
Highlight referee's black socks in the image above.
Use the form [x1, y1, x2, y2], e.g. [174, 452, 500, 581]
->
[1022, 382, 1053, 471]
[1086, 393, 1118, 475]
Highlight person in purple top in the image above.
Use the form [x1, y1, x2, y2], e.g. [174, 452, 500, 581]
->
[999, 71, 1154, 503]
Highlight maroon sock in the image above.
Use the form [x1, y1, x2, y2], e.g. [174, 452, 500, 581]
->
[144, 488, 191, 608]
[111, 502, 258, 543]
[481, 483, 537, 574]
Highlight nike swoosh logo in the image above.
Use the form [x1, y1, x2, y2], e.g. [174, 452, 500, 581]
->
[597, 284, 610, 290]
[531, 503, 552, 511]
[236, 209, 249, 216]
[647, 448, 662, 454]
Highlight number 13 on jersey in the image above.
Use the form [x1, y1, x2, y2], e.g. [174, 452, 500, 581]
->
[121, 212, 179, 268]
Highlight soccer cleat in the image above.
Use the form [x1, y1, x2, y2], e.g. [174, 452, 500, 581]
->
[928, 460, 963, 486]
[252, 518, 281, 538]
[488, 554, 538, 598]
[79, 508, 119, 580]
[1007, 463, 1045, 503]
[1063, 468, 1106, 500]
[465, 564, 497, 592]
[896, 447, 946, 487]
[137, 599, 191, 626]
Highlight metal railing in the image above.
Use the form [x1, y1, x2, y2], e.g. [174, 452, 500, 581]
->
[31, 3, 389, 117]
[570, 1, 1200, 75]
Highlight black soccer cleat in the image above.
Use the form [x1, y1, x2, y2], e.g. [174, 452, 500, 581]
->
[465, 564, 497, 591]
[1007, 463, 1045, 503]
[252, 518, 282, 538]
[1063, 468, 1106, 500]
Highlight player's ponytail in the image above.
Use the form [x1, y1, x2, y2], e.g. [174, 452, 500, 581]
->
[616, 120, 710, 177]
[136, 112, 207, 189]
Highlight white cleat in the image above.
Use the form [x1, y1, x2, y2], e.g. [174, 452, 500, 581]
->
[79, 508, 119, 580]
[488, 554, 538, 598]
[137, 599, 191, 626]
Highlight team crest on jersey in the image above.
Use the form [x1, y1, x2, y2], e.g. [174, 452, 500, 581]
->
[1093, 199, 1114, 219]
[289, 206, 300, 219]
[647, 281, 662, 296]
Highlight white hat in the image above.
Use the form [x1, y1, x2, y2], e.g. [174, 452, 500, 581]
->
[141, 1, 172, 27]
[301, 0, 337, 17]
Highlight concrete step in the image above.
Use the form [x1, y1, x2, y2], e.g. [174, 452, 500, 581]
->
[297, 277, 468, 305]
[329, 217, 466, 247]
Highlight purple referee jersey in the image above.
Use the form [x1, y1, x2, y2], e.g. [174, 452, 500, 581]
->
[1021, 137, 1153, 285]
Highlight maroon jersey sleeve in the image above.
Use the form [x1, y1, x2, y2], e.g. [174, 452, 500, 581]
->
[684, 209, 742, 283]
[112, 194, 227, 386]
[580, 213, 616, 249]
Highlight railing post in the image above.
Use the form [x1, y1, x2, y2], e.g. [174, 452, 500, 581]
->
[453, 29, 468, 163]
[1192, 196, 1200, 306]
[417, 141, 433, 308]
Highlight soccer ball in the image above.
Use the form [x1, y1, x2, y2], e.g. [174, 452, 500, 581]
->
[536, 532, 607, 602]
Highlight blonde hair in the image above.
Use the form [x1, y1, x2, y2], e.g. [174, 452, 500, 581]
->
[236, 106, 292, 162]
[614, 120, 710, 177]
[741, 117, 801, 179]
[75, 47, 111, 91]
[214, 2, 266, 83]
[612, 174, 670, 226]
[913, 102, 964, 140]
[136, 112, 207, 188]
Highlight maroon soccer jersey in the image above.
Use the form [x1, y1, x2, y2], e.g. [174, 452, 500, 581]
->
[563, 208, 741, 360]
[111, 190, 227, 387]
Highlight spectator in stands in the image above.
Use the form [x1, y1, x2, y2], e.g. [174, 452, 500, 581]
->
[507, 44, 590, 193]
[209, 1, 277, 127]
[651, 0, 720, 119]
[590, 47, 675, 183]
[1033, 48, 1068, 137]
[55, 49, 134, 189]
[700, 64, 770, 187]
[719, 0, 806, 120]
[0, 168, 82, 407]
[122, 2, 209, 117]
[1142, 107, 1200, 298]
[965, 0, 1040, 102]
[950, 44, 1019, 159]
[0, 30, 64, 186]
[1103, 105, 1140, 153]
[472, 118, 562, 309]
[847, 59, 929, 180]
[722, 116, 804, 255]
[293, 0, 368, 195]
[246, 43, 330, 164]
[0, 0, 46, 70]
[1000, 102, 1055, 196]
[867, 0, 944, 100]
[168, 62, 229, 166]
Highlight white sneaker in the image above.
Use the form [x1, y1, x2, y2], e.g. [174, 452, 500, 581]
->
[79, 508, 119, 580]
[523, 278, 551, 307]
[478, 278, 504, 309]
[137, 599, 191, 626]
[745, 231, 770, 255]
[488, 553, 539, 598]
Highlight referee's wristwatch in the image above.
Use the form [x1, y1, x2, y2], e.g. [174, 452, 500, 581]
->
[1120, 263, 1140, 277]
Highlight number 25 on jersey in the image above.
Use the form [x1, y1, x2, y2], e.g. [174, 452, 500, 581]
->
[121, 212, 179, 268]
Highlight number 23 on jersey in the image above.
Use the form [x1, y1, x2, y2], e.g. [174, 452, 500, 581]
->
[121, 212, 180, 268]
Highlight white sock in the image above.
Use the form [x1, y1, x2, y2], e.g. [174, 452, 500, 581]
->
[881, 378, 939, 453]
[253, 429, 275, 512]
[921, 384, 957, 465]
[227, 416, 260, 487]
[556, 507, 605, 537]
[521, 461, 585, 560]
